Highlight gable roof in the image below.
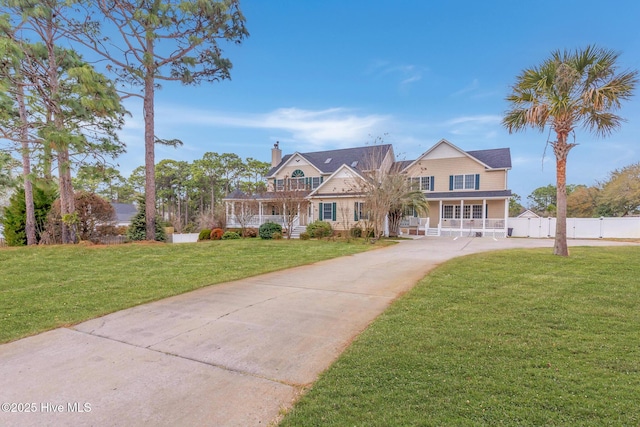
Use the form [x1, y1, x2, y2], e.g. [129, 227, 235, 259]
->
[308, 164, 366, 197]
[267, 144, 393, 177]
[401, 139, 511, 172]
[467, 148, 512, 169]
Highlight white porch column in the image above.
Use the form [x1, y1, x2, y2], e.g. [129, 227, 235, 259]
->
[504, 197, 509, 235]
[460, 200, 464, 233]
[438, 200, 443, 233]
[482, 199, 487, 233]
[384, 214, 389, 237]
[259, 202, 263, 225]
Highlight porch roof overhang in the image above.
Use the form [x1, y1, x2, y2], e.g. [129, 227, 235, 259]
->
[223, 190, 311, 202]
[426, 190, 512, 201]
[310, 192, 367, 199]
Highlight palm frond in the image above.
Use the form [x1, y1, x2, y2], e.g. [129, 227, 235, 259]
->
[504, 45, 636, 140]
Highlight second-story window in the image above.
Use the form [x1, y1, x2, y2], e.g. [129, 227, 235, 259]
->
[409, 176, 434, 191]
[450, 174, 480, 190]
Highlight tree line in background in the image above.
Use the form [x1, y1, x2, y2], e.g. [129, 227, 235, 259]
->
[509, 161, 640, 218]
[75, 153, 270, 232]
[0, 0, 248, 244]
[0, 150, 270, 244]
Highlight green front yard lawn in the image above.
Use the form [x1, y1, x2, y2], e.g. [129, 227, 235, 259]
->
[281, 246, 640, 426]
[0, 239, 379, 344]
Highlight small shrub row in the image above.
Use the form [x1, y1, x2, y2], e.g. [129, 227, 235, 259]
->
[198, 227, 259, 241]
[350, 226, 374, 238]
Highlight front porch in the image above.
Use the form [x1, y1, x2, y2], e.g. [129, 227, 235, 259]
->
[399, 217, 508, 238]
[399, 197, 510, 238]
[224, 196, 309, 234]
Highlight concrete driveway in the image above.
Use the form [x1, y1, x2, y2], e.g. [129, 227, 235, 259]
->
[0, 237, 634, 426]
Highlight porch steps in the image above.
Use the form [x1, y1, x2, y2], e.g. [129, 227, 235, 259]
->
[426, 228, 440, 236]
[288, 226, 307, 239]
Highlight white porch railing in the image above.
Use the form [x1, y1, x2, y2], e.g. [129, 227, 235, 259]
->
[438, 218, 507, 237]
[226, 215, 300, 229]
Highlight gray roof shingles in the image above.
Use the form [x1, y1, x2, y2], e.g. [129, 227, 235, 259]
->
[267, 145, 392, 176]
[466, 148, 512, 169]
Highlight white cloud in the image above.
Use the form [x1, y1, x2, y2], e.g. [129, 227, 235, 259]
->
[445, 115, 502, 126]
[451, 79, 479, 97]
[366, 61, 425, 88]
[156, 106, 390, 149]
[444, 115, 503, 139]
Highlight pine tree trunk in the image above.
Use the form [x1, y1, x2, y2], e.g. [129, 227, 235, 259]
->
[58, 148, 77, 244]
[144, 65, 156, 241]
[17, 82, 36, 245]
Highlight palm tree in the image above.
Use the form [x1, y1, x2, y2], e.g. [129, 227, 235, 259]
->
[386, 174, 429, 237]
[503, 46, 637, 256]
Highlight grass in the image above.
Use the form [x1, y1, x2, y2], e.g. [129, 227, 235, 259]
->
[0, 238, 381, 344]
[281, 246, 640, 426]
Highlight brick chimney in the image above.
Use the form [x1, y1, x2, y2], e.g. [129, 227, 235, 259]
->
[271, 141, 282, 168]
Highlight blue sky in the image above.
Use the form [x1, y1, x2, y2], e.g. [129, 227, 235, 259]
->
[117, 0, 640, 201]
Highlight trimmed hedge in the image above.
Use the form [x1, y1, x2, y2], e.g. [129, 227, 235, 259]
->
[222, 231, 241, 240]
[259, 222, 282, 239]
[306, 220, 333, 238]
[198, 229, 211, 241]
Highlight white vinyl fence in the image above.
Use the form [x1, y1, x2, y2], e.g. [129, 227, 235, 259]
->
[509, 217, 640, 239]
[170, 233, 200, 244]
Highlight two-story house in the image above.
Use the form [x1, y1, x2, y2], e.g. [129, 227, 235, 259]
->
[399, 139, 512, 237]
[224, 139, 512, 237]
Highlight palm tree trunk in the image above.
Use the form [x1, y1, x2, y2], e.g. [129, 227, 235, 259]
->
[553, 131, 571, 256]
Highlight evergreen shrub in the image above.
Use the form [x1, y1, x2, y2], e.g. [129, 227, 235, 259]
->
[306, 220, 332, 238]
[198, 229, 211, 240]
[222, 231, 241, 240]
[259, 222, 282, 239]
[350, 227, 362, 238]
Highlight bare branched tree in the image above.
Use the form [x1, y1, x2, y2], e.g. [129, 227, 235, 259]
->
[349, 141, 427, 239]
[232, 196, 259, 237]
[271, 177, 309, 240]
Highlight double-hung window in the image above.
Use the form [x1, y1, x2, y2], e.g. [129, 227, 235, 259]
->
[450, 174, 480, 190]
[443, 204, 484, 219]
[319, 202, 336, 221]
[354, 202, 369, 220]
[409, 176, 434, 191]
